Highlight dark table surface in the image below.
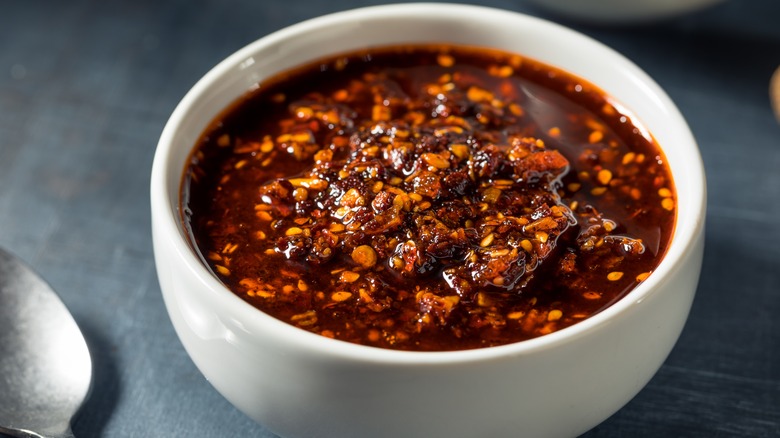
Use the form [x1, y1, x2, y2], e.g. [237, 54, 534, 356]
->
[1, 0, 778, 436]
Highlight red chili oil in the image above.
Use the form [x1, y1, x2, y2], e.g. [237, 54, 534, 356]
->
[181, 44, 675, 351]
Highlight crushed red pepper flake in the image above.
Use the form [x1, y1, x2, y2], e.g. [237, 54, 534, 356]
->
[183, 44, 676, 351]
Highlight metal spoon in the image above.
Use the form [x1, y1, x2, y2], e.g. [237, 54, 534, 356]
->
[0, 248, 92, 438]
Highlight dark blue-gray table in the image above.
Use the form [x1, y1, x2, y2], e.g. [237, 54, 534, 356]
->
[1, 0, 778, 436]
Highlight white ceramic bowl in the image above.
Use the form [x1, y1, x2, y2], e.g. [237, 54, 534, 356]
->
[525, 0, 725, 23]
[151, 4, 706, 437]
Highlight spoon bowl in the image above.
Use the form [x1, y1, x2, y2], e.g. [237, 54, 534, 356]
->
[0, 248, 92, 438]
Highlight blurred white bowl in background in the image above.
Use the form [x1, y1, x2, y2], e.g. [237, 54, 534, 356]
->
[525, 0, 726, 23]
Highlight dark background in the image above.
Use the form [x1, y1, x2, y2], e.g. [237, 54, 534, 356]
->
[1, 0, 778, 436]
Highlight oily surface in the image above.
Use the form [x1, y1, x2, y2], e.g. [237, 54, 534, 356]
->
[183, 45, 675, 351]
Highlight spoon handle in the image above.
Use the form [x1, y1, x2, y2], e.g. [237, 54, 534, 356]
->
[0, 424, 75, 438]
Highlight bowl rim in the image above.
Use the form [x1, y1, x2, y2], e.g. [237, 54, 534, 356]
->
[151, 2, 706, 365]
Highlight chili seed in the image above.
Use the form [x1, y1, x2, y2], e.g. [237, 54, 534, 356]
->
[351, 245, 378, 268]
[421, 152, 450, 169]
[437, 54, 454, 67]
[480, 233, 495, 247]
[367, 329, 381, 342]
[508, 103, 524, 116]
[217, 134, 230, 147]
[332, 291, 353, 302]
[372, 105, 391, 121]
[497, 65, 514, 77]
[339, 271, 361, 283]
[285, 227, 303, 236]
[467, 86, 494, 102]
[293, 188, 308, 201]
[507, 311, 525, 320]
[588, 130, 604, 143]
[597, 169, 613, 185]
